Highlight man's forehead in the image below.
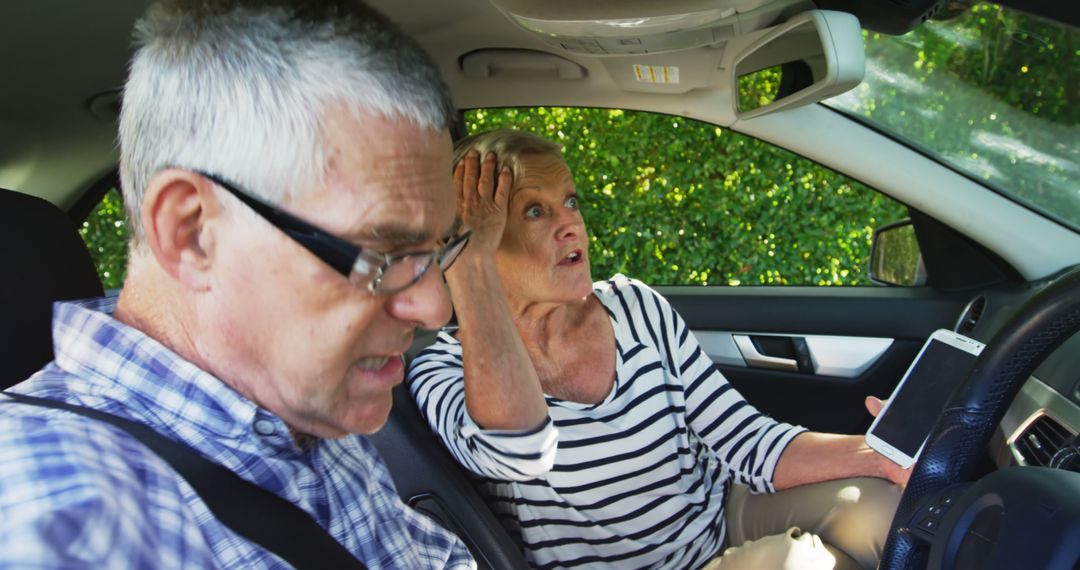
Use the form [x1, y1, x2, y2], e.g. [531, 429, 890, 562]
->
[359, 217, 457, 247]
[317, 185, 455, 249]
[307, 115, 455, 247]
[282, 172, 455, 252]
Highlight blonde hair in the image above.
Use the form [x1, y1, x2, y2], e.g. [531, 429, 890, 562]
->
[452, 129, 564, 182]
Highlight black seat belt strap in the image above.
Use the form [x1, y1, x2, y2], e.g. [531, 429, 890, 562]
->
[2, 392, 367, 570]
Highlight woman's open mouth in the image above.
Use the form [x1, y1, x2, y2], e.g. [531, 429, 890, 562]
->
[558, 249, 584, 267]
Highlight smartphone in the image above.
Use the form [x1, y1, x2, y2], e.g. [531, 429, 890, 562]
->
[866, 329, 985, 468]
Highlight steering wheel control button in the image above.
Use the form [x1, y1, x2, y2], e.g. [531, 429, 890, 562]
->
[918, 517, 938, 533]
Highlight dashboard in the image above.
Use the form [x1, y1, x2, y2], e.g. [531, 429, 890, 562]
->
[973, 275, 1080, 471]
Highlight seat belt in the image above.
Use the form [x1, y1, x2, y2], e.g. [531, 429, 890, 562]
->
[2, 392, 367, 570]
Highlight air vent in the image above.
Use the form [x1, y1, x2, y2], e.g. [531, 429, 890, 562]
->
[954, 295, 987, 335]
[1013, 414, 1074, 467]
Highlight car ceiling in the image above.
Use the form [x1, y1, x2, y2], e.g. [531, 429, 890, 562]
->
[0, 1, 145, 208]
[0, 0, 824, 208]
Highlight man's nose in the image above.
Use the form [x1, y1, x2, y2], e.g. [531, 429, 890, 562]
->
[385, 265, 452, 330]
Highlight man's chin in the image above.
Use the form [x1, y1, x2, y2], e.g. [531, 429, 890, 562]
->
[352, 409, 393, 436]
[280, 391, 394, 439]
[339, 392, 395, 436]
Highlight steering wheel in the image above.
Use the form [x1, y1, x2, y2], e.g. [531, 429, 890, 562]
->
[880, 265, 1080, 570]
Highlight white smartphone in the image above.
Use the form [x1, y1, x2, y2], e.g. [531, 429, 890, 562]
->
[866, 329, 985, 468]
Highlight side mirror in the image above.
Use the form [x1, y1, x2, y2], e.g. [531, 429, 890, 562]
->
[870, 219, 927, 286]
[732, 10, 864, 119]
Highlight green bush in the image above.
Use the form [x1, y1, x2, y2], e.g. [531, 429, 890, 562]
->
[79, 188, 128, 290]
[76, 112, 906, 290]
[466, 108, 906, 286]
[837, 4, 1079, 227]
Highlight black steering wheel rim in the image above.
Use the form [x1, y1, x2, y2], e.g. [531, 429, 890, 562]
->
[880, 265, 1080, 570]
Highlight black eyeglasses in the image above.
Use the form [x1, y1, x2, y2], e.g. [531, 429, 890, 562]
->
[198, 171, 471, 295]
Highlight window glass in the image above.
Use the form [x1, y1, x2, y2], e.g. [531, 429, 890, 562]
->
[79, 187, 128, 290]
[466, 107, 908, 286]
[826, 3, 1079, 230]
[80, 110, 909, 289]
[738, 64, 783, 113]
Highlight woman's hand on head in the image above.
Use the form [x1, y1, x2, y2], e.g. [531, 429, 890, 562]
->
[455, 150, 512, 259]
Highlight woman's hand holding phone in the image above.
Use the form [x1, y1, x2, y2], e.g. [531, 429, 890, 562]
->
[864, 396, 912, 487]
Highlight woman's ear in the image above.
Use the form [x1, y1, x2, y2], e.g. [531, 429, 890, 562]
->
[140, 169, 222, 290]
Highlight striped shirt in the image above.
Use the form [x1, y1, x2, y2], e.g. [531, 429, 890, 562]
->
[409, 275, 806, 570]
[0, 298, 473, 569]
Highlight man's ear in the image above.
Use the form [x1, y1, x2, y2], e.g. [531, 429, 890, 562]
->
[141, 169, 222, 290]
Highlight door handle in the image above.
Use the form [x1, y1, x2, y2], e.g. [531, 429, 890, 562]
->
[733, 335, 799, 371]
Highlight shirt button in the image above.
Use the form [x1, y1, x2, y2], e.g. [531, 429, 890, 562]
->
[253, 419, 276, 436]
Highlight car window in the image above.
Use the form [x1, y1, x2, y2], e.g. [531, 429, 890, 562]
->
[466, 107, 908, 286]
[79, 110, 909, 290]
[825, 3, 1079, 231]
[79, 187, 128, 290]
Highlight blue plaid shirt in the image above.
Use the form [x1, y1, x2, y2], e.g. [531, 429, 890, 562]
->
[0, 298, 474, 569]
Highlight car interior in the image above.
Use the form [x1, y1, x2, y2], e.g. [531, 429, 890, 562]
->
[2, 0, 1079, 568]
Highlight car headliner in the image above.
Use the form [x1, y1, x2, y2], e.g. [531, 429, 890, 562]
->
[1, 0, 1078, 280]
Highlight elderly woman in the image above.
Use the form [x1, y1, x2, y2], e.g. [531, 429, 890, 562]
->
[408, 129, 906, 570]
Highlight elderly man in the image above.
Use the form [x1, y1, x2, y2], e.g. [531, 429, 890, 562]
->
[0, 0, 473, 567]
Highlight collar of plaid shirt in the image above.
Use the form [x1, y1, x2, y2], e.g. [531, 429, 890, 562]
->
[0, 297, 473, 569]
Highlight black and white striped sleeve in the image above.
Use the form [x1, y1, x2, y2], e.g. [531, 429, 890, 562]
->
[407, 332, 559, 482]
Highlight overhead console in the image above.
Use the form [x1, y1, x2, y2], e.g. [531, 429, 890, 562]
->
[483, 0, 866, 116]
[487, 0, 811, 56]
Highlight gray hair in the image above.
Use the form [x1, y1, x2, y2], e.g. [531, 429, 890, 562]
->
[119, 0, 454, 247]
[453, 129, 564, 184]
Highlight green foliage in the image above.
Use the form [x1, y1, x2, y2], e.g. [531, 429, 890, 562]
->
[914, 4, 1077, 125]
[78, 188, 128, 290]
[78, 112, 907, 290]
[467, 108, 906, 286]
[872, 223, 924, 286]
[836, 4, 1079, 227]
[737, 65, 784, 114]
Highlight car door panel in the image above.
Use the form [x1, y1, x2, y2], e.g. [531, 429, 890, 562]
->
[704, 332, 895, 377]
[659, 285, 971, 434]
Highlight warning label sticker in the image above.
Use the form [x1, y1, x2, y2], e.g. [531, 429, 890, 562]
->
[633, 64, 680, 84]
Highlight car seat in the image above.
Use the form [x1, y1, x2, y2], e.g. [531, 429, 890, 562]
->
[0, 188, 104, 389]
[368, 328, 531, 570]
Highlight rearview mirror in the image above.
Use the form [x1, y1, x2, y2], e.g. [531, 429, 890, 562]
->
[732, 10, 864, 119]
[870, 219, 927, 286]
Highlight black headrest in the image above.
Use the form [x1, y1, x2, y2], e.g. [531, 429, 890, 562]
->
[0, 189, 104, 388]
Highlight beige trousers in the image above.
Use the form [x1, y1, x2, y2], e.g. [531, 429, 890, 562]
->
[702, 477, 902, 570]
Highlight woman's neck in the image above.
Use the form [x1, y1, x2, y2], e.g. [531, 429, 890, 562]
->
[510, 295, 591, 353]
